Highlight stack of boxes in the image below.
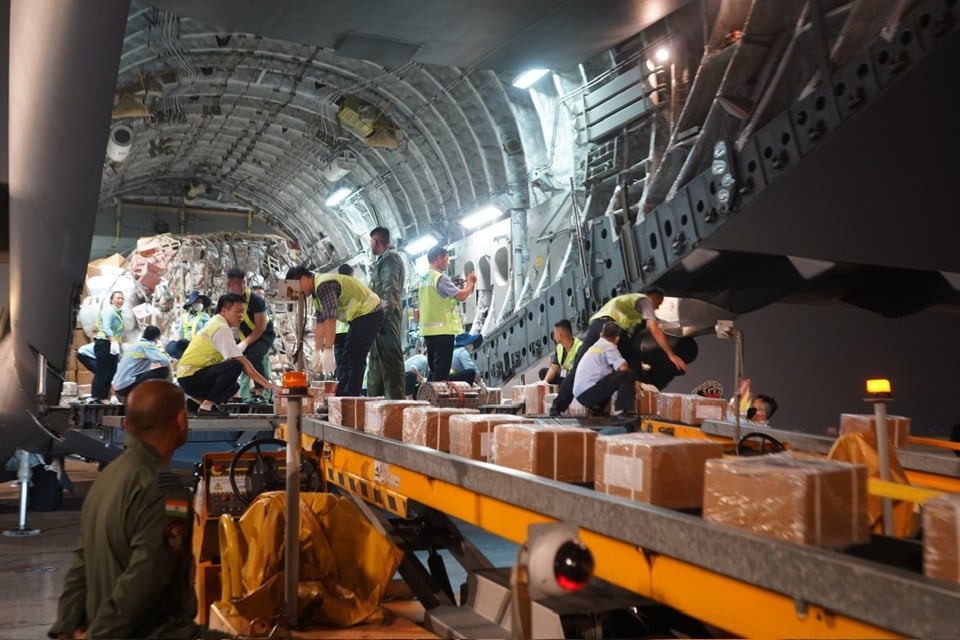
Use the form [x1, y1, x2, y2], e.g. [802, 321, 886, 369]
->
[67, 325, 94, 396]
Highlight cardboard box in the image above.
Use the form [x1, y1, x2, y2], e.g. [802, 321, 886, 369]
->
[491, 423, 597, 483]
[657, 393, 684, 422]
[682, 395, 727, 425]
[77, 370, 95, 386]
[656, 393, 726, 424]
[923, 492, 960, 583]
[402, 407, 480, 451]
[327, 396, 384, 429]
[635, 384, 659, 415]
[510, 385, 526, 404]
[840, 413, 911, 449]
[595, 433, 723, 508]
[703, 452, 870, 548]
[448, 414, 535, 462]
[523, 383, 557, 415]
[364, 400, 430, 439]
[481, 387, 501, 405]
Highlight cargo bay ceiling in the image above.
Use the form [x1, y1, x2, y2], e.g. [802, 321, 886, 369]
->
[98, 0, 960, 314]
[101, 0, 692, 264]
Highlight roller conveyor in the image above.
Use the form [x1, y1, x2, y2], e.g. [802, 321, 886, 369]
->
[300, 416, 960, 639]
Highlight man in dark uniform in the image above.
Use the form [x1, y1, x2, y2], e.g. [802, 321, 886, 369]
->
[226, 268, 276, 405]
[49, 380, 213, 639]
[367, 226, 406, 398]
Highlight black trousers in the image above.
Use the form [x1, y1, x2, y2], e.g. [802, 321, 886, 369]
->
[405, 371, 421, 398]
[116, 367, 170, 400]
[333, 332, 348, 381]
[424, 334, 455, 382]
[78, 353, 98, 374]
[576, 369, 637, 413]
[449, 369, 477, 385]
[178, 359, 242, 405]
[92, 338, 118, 400]
[337, 308, 385, 397]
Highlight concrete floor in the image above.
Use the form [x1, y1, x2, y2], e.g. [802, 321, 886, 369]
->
[0, 459, 518, 639]
[0, 459, 99, 640]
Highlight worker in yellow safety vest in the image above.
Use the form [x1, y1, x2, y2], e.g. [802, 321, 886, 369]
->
[91, 290, 125, 403]
[418, 245, 476, 382]
[226, 269, 277, 405]
[539, 319, 582, 386]
[332, 263, 355, 382]
[176, 293, 279, 417]
[164, 290, 210, 360]
[550, 287, 691, 416]
[285, 266, 385, 397]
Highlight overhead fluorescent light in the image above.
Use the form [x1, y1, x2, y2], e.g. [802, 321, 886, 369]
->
[414, 255, 430, 275]
[404, 233, 439, 256]
[512, 69, 549, 89]
[325, 187, 352, 207]
[459, 204, 504, 230]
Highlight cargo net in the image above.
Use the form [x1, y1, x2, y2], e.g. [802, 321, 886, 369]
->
[416, 381, 486, 409]
[76, 232, 305, 375]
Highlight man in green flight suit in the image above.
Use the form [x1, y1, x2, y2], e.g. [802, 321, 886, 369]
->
[367, 226, 406, 398]
[49, 380, 218, 640]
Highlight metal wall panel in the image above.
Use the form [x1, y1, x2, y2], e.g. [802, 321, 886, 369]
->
[754, 112, 801, 182]
[832, 54, 881, 122]
[789, 86, 841, 158]
[656, 191, 699, 262]
[733, 135, 767, 208]
[633, 212, 669, 283]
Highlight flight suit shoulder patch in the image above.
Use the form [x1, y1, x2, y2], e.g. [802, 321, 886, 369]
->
[163, 520, 187, 554]
[164, 498, 190, 519]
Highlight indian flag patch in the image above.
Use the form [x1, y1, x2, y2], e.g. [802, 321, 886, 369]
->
[164, 499, 189, 519]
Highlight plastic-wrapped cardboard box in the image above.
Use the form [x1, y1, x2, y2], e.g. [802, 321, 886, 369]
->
[682, 395, 727, 425]
[657, 393, 684, 422]
[523, 383, 557, 415]
[839, 413, 911, 449]
[402, 407, 480, 451]
[595, 433, 723, 508]
[449, 414, 535, 462]
[923, 492, 960, 583]
[364, 400, 431, 439]
[482, 387, 502, 405]
[327, 396, 384, 429]
[491, 423, 597, 483]
[703, 452, 870, 548]
[657, 393, 725, 424]
[634, 384, 659, 415]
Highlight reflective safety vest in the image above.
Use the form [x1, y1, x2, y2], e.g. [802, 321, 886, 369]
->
[335, 320, 349, 335]
[176, 315, 230, 378]
[590, 294, 648, 332]
[94, 306, 124, 340]
[556, 337, 583, 372]
[180, 311, 209, 341]
[240, 289, 269, 336]
[312, 274, 380, 322]
[418, 269, 462, 336]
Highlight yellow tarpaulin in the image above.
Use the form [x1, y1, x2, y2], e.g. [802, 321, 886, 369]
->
[219, 492, 403, 627]
[827, 431, 918, 537]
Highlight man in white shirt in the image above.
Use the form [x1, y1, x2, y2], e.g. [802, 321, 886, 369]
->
[571, 321, 637, 416]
